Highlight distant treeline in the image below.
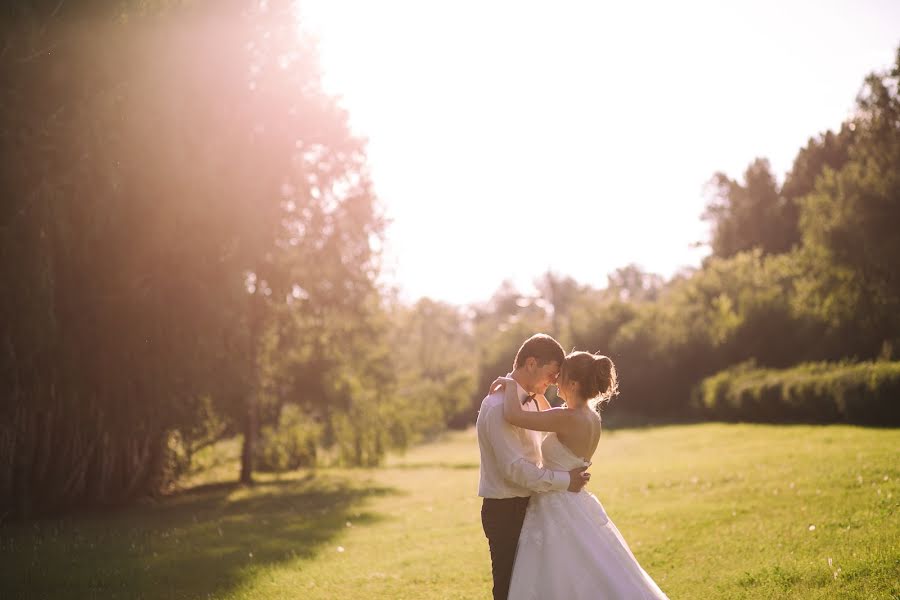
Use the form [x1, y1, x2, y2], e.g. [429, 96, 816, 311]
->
[1, 0, 897, 519]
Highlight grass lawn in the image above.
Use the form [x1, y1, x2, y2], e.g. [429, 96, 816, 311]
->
[1, 424, 898, 599]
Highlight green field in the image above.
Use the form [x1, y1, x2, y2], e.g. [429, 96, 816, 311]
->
[2, 424, 898, 599]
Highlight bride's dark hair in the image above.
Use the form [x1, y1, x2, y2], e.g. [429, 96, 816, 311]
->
[561, 351, 618, 409]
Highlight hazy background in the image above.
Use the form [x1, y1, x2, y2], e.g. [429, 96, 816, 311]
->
[302, 0, 900, 304]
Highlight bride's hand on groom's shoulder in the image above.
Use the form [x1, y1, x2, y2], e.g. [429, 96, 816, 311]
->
[489, 376, 514, 394]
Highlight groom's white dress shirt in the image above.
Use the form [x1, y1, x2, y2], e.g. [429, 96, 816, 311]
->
[476, 377, 571, 498]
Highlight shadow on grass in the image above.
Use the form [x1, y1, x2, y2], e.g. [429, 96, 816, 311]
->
[386, 462, 479, 470]
[1, 473, 397, 600]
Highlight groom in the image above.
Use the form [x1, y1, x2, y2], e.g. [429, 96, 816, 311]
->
[476, 333, 590, 600]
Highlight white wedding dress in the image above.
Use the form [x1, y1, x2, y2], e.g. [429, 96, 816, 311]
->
[507, 432, 669, 599]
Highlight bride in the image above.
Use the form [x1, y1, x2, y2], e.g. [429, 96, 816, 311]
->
[492, 351, 668, 599]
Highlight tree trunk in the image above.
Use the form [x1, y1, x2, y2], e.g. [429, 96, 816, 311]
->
[239, 291, 262, 485]
[239, 391, 257, 485]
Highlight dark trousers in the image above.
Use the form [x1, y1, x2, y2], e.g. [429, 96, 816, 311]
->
[481, 496, 530, 600]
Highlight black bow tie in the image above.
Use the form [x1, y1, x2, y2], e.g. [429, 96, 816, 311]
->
[522, 393, 537, 408]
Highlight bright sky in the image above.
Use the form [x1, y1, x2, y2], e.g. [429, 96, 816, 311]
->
[298, 0, 900, 306]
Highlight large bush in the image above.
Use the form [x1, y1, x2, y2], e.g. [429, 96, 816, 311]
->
[695, 360, 900, 425]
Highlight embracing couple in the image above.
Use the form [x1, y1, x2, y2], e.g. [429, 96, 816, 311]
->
[476, 333, 668, 599]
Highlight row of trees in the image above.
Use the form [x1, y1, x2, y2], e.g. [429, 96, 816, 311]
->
[1, 0, 402, 518]
[0, 0, 488, 520]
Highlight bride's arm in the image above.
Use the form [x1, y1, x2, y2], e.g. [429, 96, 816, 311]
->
[496, 377, 575, 434]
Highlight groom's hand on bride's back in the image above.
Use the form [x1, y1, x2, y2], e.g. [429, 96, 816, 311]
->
[567, 467, 590, 492]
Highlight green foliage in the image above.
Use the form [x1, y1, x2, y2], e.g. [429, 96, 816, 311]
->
[704, 158, 799, 258]
[782, 124, 856, 203]
[469, 285, 555, 410]
[794, 61, 900, 357]
[569, 296, 639, 357]
[564, 254, 818, 419]
[695, 46, 897, 367]
[696, 360, 900, 425]
[388, 299, 477, 434]
[256, 405, 320, 472]
[325, 370, 392, 468]
[0, 0, 389, 516]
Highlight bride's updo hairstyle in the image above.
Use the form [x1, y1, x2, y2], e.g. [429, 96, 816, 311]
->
[561, 351, 618, 409]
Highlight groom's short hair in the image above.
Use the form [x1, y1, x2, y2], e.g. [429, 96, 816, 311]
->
[513, 334, 565, 370]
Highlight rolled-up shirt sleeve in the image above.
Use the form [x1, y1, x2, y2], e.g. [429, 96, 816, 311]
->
[484, 403, 571, 493]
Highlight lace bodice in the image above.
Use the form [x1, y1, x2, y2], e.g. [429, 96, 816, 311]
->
[541, 432, 591, 471]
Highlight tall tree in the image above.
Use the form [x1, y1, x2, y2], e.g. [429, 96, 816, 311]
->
[782, 124, 856, 203]
[796, 47, 900, 358]
[703, 158, 798, 258]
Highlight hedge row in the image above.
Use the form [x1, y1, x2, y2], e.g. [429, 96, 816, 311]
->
[694, 360, 900, 425]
